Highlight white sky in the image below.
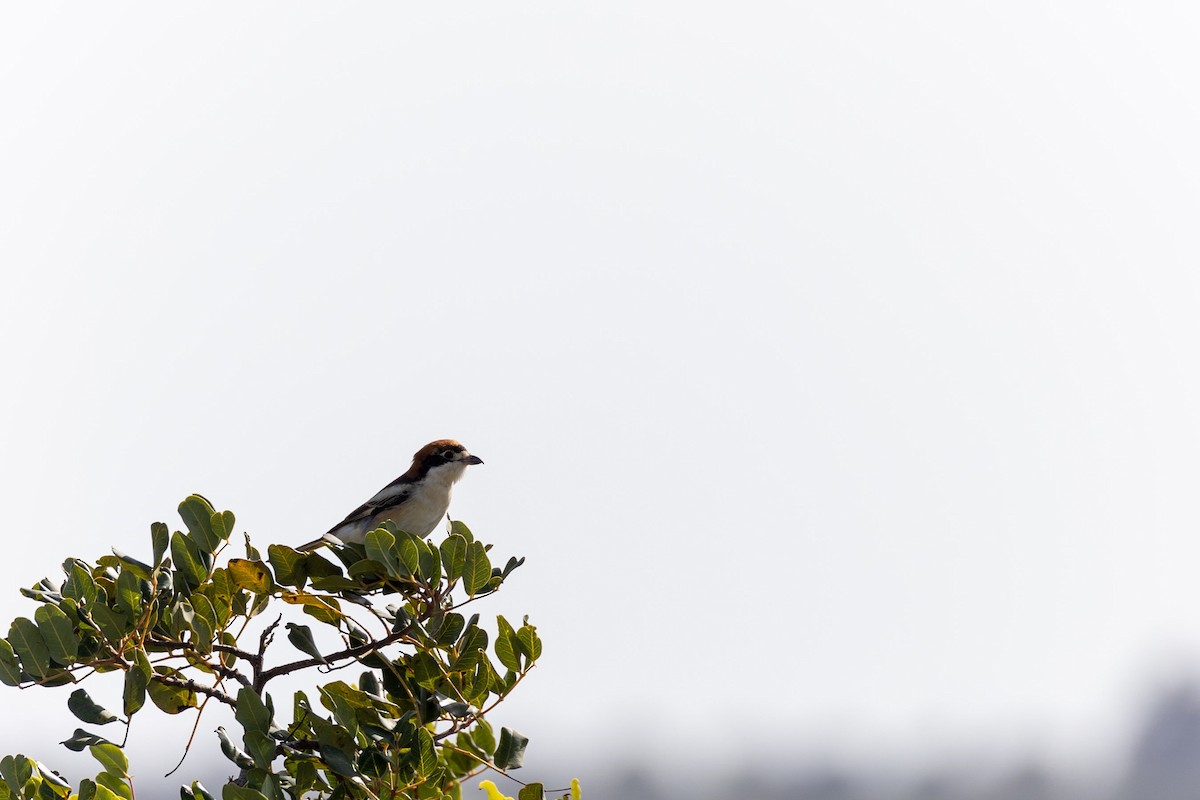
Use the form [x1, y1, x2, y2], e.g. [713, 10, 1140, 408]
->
[3, 0, 1200, 787]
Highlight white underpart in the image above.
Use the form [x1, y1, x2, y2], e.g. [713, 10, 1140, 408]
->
[334, 461, 468, 544]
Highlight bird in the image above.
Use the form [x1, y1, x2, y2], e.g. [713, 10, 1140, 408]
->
[298, 439, 483, 551]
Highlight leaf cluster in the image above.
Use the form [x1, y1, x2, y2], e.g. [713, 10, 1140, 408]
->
[0, 496, 568, 800]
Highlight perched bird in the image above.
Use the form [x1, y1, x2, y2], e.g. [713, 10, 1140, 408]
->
[298, 439, 483, 551]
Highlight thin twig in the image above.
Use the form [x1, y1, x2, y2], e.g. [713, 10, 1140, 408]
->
[165, 694, 212, 777]
[251, 615, 282, 687]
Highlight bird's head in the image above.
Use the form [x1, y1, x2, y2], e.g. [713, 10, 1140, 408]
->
[408, 439, 484, 482]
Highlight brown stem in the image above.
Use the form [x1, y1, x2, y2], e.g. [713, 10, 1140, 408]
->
[153, 674, 238, 709]
[251, 615, 283, 687]
[254, 624, 414, 691]
[146, 636, 259, 666]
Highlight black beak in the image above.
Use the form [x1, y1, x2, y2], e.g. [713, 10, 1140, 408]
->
[465, 455, 484, 465]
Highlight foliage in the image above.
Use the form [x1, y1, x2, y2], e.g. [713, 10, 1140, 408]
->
[0, 495, 574, 800]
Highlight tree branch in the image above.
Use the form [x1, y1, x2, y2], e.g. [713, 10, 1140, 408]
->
[251, 615, 282, 688]
[255, 624, 413, 690]
[153, 674, 238, 709]
[143, 637, 255, 688]
[148, 637, 259, 665]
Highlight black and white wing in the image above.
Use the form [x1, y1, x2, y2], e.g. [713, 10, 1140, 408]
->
[297, 475, 415, 551]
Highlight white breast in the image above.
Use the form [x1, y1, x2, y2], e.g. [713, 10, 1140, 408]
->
[374, 486, 453, 538]
[343, 460, 468, 543]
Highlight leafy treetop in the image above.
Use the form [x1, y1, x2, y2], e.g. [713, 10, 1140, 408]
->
[0, 494, 573, 800]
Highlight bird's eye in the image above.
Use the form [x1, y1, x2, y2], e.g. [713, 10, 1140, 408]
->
[442, 449, 457, 460]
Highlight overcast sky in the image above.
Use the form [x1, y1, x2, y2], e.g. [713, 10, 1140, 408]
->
[4, 1, 1200, 788]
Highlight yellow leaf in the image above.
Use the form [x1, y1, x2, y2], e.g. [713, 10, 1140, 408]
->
[227, 559, 274, 594]
[478, 780, 514, 800]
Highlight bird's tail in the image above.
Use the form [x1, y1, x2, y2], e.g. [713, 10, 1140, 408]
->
[296, 537, 331, 552]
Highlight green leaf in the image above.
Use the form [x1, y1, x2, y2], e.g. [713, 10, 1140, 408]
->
[111, 550, 152, 582]
[36, 762, 71, 791]
[170, 532, 207, 590]
[494, 616, 521, 673]
[453, 624, 489, 672]
[356, 748, 390, 779]
[113, 569, 142, 617]
[62, 559, 97, 607]
[418, 538, 441, 583]
[398, 535, 421, 577]
[68, 689, 119, 725]
[148, 672, 198, 714]
[471, 720, 496, 756]
[450, 520, 474, 542]
[364, 529, 404, 578]
[439, 534, 468, 581]
[0, 638, 22, 686]
[243, 532, 260, 561]
[235, 687, 272, 735]
[317, 745, 356, 778]
[219, 631, 238, 668]
[281, 591, 343, 626]
[8, 617, 50, 677]
[189, 594, 217, 653]
[19, 584, 62, 604]
[517, 621, 542, 665]
[243, 730, 275, 769]
[416, 728, 437, 776]
[189, 782, 216, 800]
[347, 559, 390, 584]
[442, 700, 472, 718]
[171, 599, 196, 640]
[215, 727, 255, 769]
[246, 590, 269, 619]
[199, 569, 235, 627]
[433, 613, 465, 646]
[307, 575, 361, 593]
[78, 778, 98, 800]
[410, 652, 442, 689]
[220, 784, 268, 800]
[208, 567, 235, 601]
[266, 545, 307, 589]
[342, 616, 370, 646]
[60, 728, 114, 751]
[122, 650, 151, 717]
[304, 552, 342, 579]
[359, 670, 381, 697]
[494, 727, 529, 770]
[284, 623, 326, 663]
[34, 667, 76, 687]
[518, 784, 544, 800]
[227, 559, 274, 595]
[178, 495, 219, 552]
[209, 510, 232, 544]
[0, 755, 33, 796]
[89, 743, 128, 777]
[323, 693, 358, 738]
[95, 771, 132, 800]
[88, 604, 129, 644]
[463, 541, 491, 597]
[467, 659, 497, 706]
[151, 522, 170, 565]
[220, 510, 235, 539]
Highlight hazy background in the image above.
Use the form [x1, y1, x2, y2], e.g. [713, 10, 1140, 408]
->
[3, 3, 1200, 797]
